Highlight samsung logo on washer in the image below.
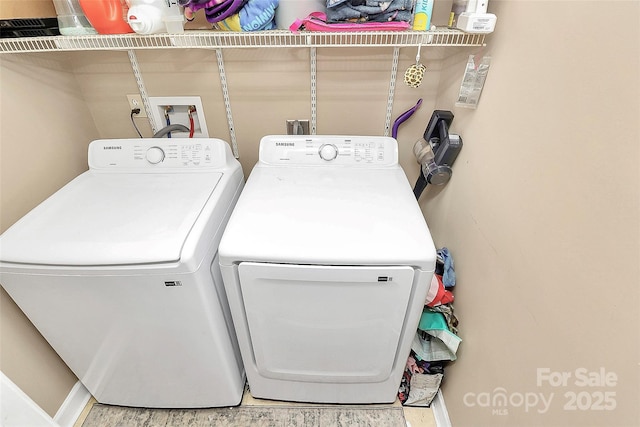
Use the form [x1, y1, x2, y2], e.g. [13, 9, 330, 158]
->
[103, 146, 122, 150]
[276, 142, 295, 147]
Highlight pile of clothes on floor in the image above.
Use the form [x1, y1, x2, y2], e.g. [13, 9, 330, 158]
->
[398, 247, 461, 407]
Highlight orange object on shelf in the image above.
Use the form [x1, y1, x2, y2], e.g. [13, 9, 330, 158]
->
[79, 0, 133, 34]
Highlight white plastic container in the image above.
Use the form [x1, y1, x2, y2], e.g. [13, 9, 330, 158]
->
[127, 0, 184, 34]
[52, 0, 97, 35]
[276, 0, 325, 30]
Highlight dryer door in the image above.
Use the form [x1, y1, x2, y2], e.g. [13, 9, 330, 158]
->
[238, 262, 415, 383]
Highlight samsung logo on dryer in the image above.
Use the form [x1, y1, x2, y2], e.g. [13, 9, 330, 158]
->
[102, 146, 122, 150]
[275, 142, 295, 147]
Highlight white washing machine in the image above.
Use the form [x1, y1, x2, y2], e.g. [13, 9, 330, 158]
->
[219, 135, 437, 404]
[0, 138, 246, 408]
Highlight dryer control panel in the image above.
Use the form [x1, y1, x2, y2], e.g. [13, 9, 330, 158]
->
[88, 138, 233, 171]
[259, 136, 398, 166]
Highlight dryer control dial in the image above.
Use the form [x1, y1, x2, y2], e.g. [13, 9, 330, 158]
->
[318, 143, 338, 161]
[145, 146, 165, 164]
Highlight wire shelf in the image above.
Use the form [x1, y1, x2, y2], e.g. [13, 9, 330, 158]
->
[0, 29, 485, 53]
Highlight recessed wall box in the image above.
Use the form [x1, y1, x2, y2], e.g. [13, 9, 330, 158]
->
[149, 96, 209, 138]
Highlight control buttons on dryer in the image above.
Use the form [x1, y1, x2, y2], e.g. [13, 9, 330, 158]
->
[145, 146, 165, 164]
[318, 143, 338, 161]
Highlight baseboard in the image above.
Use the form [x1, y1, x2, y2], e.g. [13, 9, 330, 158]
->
[1, 371, 57, 427]
[431, 390, 452, 427]
[53, 381, 92, 427]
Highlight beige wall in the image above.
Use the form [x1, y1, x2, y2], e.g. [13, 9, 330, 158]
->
[424, 1, 639, 426]
[68, 46, 444, 177]
[1, 1, 638, 425]
[0, 53, 100, 416]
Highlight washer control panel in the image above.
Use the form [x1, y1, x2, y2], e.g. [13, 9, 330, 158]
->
[259, 136, 398, 166]
[88, 138, 231, 170]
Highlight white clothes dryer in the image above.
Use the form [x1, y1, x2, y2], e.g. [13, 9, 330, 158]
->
[0, 138, 245, 408]
[219, 135, 437, 404]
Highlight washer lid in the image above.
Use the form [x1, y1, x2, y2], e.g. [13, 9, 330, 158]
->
[219, 165, 436, 270]
[0, 171, 222, 266]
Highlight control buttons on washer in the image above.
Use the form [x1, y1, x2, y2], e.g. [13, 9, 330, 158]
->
[318, 143, 338, 161]
[145, 146, 165, 164]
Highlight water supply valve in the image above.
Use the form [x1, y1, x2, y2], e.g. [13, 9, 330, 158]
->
[413, 110, 463, 199]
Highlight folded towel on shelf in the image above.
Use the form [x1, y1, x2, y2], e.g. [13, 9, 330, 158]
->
[216, 0, 278, 31]
[326, 0, 414, 23]
[180, 0, 278, 30]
